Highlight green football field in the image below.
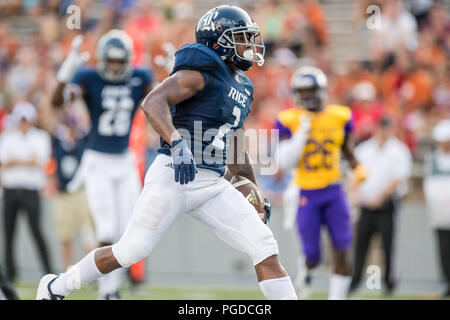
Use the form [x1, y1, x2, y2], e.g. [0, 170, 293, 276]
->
[12, 281, 443, 300]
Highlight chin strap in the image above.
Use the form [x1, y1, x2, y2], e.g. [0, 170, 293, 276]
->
[231, 55, 253, 71]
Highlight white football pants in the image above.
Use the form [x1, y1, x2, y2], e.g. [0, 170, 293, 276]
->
[70, 149, 142, 244]
[112, 154, 279, 268]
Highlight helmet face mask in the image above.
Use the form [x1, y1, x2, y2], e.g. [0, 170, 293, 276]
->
[290, 66, 328, 112]
[97, 30, 133, 82]
[292, 87, 326, 112]
[218, 26, 265, 69]
[195, 5, 265, 71]
[103, 53, 127, 81]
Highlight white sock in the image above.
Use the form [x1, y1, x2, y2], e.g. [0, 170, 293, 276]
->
[98, 268, 123, 297]
[50, 249, 103, 297]
[328, 274, 351, 300]
[259, 276, 298, 300]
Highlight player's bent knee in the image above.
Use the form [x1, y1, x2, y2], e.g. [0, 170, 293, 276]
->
[256, 254, 282, 270]
[252, 229, 279, 266]
[112, 236, 154, 268]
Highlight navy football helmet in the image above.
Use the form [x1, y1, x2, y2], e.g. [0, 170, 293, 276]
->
[290, 66, 328, 112]
[195, 5, 264, 71]
[97, 29, 133, 82]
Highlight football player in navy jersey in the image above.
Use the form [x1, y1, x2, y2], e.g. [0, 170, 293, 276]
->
[49, 30, 153, 299]
[37, 6, 297, 300]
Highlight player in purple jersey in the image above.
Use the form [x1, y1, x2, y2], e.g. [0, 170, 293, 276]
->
[275, 66, 368, 299]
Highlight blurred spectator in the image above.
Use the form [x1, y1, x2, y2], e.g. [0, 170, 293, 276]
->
[257, 0, 287, 57]
[401, 65, 434, 112]
[414, 28, 446, 68]
[50, 107, 95, 271]
[431, 66, 450, 116]
[350, 81, 385, 143]
[5, 46, 39, 104]
[282, 0, 329, 56]
[370, 0, 418, 65]
[349, 117, 412, 296]
[425, 1, 450, 45]
[408, 0, 434, 29]
[0, 74, 8, 131]
[423, 119, 450, 298]
[0, 21, 19, 73]
[0, 0, 22, 18]
[123, 2, 164, 66]
[0, 102, 53, 281]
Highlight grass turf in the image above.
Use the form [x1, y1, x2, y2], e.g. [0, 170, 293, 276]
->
[12, 281, 442, 300]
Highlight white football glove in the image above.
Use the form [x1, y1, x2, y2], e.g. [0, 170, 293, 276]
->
[57, 35, 90, 83]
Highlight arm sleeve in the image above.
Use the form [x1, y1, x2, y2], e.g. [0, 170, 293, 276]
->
[344, 112, 354, 139]
[170, 45, 218, 98]
[170, 45, 218, 75]
[274, 116, 310, 171]
[274, 119, 292, 140]
[70, 69, 89, 86]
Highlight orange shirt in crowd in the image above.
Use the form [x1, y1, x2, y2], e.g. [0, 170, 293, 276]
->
[304, 2, 329, 45]
[403, 68, 434, 111]
[415, 44, 446, 68]
[125, 11, 164, 66]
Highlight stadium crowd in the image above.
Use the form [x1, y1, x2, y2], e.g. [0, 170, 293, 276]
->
[0, 0, 448, 146]
[0, 0, 449, 297]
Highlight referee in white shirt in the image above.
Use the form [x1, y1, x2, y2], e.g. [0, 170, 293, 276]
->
[349, 117, 412, 295]
[0, 102, 53, 281]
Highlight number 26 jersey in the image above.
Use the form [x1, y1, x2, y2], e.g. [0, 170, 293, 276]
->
[70, 67, 153, 154]
[275, 105, 353, 190]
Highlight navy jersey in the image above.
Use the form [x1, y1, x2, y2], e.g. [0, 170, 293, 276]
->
[71, 68, 152, 154]
[53, 135, 87, 191]
[158, 43, 254, 175]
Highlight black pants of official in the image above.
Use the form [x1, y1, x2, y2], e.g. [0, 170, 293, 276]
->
[0, 265, 18, 299]
[436, 229, 450, 296]
[350, 197, 398, 293]
[3, 188, 53, 281]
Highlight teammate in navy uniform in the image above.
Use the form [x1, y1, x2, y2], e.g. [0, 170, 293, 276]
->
[37, 6, 297, 300]
[48, 30, 153, 299]
[51, 111, 96, 271]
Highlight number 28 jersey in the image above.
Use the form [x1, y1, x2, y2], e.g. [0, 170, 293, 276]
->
[70, 68, 152, 154]
[275, 105, 353, 190]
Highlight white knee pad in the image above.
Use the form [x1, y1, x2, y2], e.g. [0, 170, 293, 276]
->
[111, 188, 177, 268]
[112, 229, 155, 268]
[251, 224, 280, 266]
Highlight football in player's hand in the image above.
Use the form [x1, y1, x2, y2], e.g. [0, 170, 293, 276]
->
[229, 175, 266, 222]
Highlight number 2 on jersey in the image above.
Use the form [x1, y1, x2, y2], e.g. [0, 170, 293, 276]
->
[211, 106, 241, 150]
